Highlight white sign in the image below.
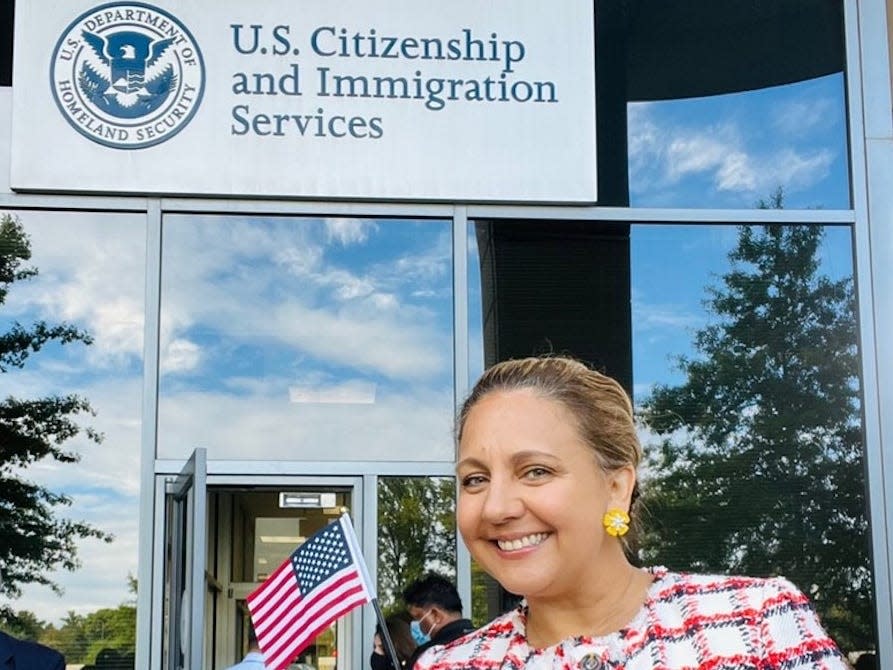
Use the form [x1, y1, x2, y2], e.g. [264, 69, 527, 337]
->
[11, 1, 596, 202]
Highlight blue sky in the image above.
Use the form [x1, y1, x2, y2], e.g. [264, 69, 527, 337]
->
[1, 71, 855, 625]
[628, 74, 849, 210]
[626, 72, 851, 399]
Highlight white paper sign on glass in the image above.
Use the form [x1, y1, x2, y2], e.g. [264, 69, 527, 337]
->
[11, 0, 596, 203]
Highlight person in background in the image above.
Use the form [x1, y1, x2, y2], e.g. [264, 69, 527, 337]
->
[402, 574, 475, 670]
[225, 623, 266, 670]
[370, 615, 417, 670]
[416, 355, 849, 670]
[0, 630, 64, 670]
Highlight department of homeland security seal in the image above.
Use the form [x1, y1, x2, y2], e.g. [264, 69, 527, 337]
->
[51, 2, 204, 149]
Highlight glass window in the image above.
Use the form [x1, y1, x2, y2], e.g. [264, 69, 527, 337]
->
[466, 219, 875, 659]
[620, 1, 849, 210]
[158, 215, 455, 461]
[628, 76, 850, 209]
[376, 476, 456, 610]
[0, 209, 145, 665]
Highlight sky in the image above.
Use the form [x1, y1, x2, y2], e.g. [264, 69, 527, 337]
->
[0, 71, 856, 626]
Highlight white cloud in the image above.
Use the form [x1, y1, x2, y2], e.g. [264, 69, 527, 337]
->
[1, 212, 454, 628]
[324, 218, 378, 246]
[157, 384, 455, 461]
[265, 300, 448, 380]
[768, 148, 834, 190]
[665, 126, 742, 182]
[161, 337, 202, 374]
[772, 97, 836, 137]
[10, 212, 146, 365]
[159, 216, 451, 382]
[5, 495, 139, 624]
[1, 373, 142, 625]
[628, 100, 838, 204]
[634, 302, 702, 331]
[714, 151, 757, 191]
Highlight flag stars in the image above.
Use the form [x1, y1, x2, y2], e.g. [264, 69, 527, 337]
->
[292, 522, 353, 593]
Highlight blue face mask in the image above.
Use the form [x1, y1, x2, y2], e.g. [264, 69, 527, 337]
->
[409, 620, 430, 645]
[409, 611, 432, 645]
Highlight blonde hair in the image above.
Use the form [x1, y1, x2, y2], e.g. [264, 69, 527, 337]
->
[457, 356, 643, 540]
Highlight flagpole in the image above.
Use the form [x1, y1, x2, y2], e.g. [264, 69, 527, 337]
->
[371, 597, 404, 670]
[338, 513, 402, 670]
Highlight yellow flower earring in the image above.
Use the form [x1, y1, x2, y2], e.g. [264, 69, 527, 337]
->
[602, 508, 630, 537]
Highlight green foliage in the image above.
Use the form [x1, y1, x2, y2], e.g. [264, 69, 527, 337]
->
[639, 209, 871, 651]
[0, 608, 49, 641]
[0, 213, 113, 625]
[27, 603, 136, 665]
[470, 561, 491, 627]
[376, 476, 456, 611]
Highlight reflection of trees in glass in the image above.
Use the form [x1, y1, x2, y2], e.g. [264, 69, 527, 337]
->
[0, 213, 112, 625]
[0, 608, 48, 641]
[18, 600, 136, 666]
[640, 217, 871, 651]
[376, 477, 456, 610]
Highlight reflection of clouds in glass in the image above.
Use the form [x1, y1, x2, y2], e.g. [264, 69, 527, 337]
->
[324, 218, 378, 246]
[158, 215, 454, 460]
[772, 96, 836, 137]
[767, 148, 834, 191]
[11, 489, 139, 624]
[158, 385, 454, 461]
[267, 300, 446, 379]
[161, 216, 451, 383]
[628, 77, 845, 207]
[665, 123, 742, 182]
[388, 243, 451, 284]
[3, 363, 142, 624]
[659, 124, 833, 196]
[633, 300, 701, 332]
[333, 273, 376, 300]
[289, 379, 377, 404]
[7, 214, 146, 365]
[162, 338, 202, 374]
[0, 214, 143, 624]
[276, 245, 325, 277]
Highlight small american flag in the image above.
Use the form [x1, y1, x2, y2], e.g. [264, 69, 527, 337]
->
[247, 513, 375, 670]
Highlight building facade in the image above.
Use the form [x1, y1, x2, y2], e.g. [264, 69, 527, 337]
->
[1, 1, 892, 669]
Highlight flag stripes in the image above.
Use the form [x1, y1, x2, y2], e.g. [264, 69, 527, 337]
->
[246, 514, 375, 670]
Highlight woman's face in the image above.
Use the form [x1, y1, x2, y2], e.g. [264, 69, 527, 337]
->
[456, 388, 633, 602]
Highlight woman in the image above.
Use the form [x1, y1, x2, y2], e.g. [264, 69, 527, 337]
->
[418, 355, 848, 669]
[370, 615, 417, 670]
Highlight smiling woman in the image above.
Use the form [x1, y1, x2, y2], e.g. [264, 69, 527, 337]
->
[426, 355, 851, 670]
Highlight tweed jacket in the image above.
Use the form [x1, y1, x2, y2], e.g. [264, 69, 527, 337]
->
[415, 567, 849, 670]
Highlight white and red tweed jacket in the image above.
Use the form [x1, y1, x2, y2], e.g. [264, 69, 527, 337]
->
[415, 567, 849, 670]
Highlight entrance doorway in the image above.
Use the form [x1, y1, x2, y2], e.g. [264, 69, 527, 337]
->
[211, 486, 353, 670]
[159, 459, 364, 670]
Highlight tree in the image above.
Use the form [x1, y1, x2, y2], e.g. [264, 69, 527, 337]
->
[639, 199, 871, 651]
[0, 213, 112, 624]
[0, 608, 49, 641]
[376, 476, 456, 610]
[1, 577, 136, 663]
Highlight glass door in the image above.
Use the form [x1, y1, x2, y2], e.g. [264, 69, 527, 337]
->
[211, 483, 358, 670]
[164, 448, 208, 670]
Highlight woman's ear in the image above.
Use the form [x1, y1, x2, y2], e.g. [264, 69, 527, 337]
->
[607, 464, 637, 510]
